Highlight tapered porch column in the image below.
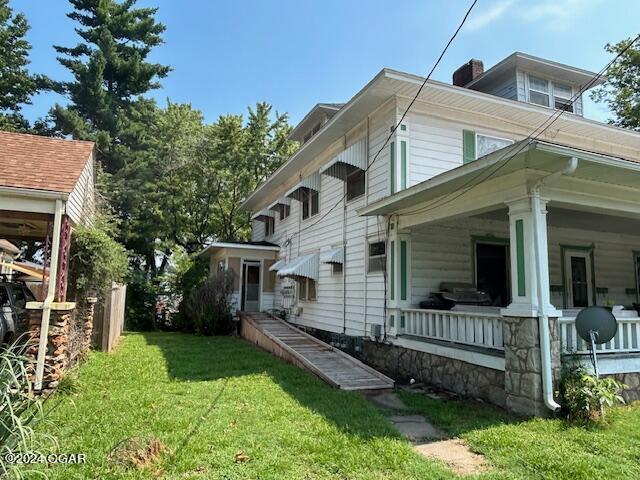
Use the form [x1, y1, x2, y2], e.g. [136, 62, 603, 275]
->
[502, 195, 561, 416]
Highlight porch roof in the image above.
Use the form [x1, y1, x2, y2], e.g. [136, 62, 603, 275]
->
[358, 140, 640, 218]
[198, 241, 280, 257]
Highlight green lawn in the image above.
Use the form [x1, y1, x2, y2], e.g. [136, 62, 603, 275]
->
[36, 332, 640, 479]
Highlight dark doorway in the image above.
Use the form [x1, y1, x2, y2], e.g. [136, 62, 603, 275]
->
[241, 263, 261, 311]
[475, 242, 510, 307]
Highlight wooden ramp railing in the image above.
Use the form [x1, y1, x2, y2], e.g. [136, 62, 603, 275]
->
[240, 312, 394, 391]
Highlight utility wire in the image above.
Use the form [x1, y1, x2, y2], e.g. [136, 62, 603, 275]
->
[398, 33, 640, 218]
[280, 0, 479, 246]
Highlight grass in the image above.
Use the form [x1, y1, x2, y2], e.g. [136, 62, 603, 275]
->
[35, 332, 640, 479]
[36, 332, 453, 479]
[398, 391, 640, 479]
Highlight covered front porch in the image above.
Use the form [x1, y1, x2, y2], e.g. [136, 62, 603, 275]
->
[360, 139, 640, 415]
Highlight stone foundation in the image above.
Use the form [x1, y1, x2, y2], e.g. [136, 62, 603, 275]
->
[363, 341, 506, 407]
[609, 372, 640, 403]
[503, 316, 561, 417]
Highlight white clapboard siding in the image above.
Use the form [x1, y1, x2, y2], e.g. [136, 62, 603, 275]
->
[410, 216, 640, 309]
[66, 153, 96, 225]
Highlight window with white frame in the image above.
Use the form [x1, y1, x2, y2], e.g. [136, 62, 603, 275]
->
[527, 74, 574, 112]
[367, 240, 386, 273]
[301, 188, 319, 220]
[331, 263, 343, 275]
[279, 204, 290, 221]
[298, 277, 317, 301]
[265, 216, 275, 236]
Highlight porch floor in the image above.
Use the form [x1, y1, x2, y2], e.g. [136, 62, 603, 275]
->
[241, 312, 395, 391]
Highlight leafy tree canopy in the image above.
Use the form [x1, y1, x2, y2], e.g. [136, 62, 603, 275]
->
[592, 36, 640, 131]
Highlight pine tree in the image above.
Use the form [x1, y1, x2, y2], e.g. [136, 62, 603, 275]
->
[0, 0, 48, 131]
[50, 0, 170, 172]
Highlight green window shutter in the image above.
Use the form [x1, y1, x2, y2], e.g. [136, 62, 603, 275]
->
[400, 240, 407, 301]
[400, 141, 407, 190]
[390, 141, 396, 194]
[390, 240, 395, 300]
[515, 219, 526, 296]
[463, 130, 476, 164]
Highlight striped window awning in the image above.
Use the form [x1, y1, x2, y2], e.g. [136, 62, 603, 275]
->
[320, 246, 344, 265]
[267, 197, 291, 212]
[285, 172, 321, 201]
[269, 259, 286, 272]
[320, 138, 366, 181]
[277, 253, 319, 281]
[251, 208, 275, 222]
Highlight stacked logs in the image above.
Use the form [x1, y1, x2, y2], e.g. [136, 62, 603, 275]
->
[26, 308, 72, 393]
[26, 301, 96, 394]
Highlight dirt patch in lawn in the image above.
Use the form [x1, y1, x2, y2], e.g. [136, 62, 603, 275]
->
[415, 438, 488, 476]
[108, 436, 169, 471]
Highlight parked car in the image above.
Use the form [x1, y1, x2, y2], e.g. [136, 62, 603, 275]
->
[0, 281, 36, 345]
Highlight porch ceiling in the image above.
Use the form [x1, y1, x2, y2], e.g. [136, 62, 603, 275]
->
[476, 207, 640, 237]
[0, 210, 51, 240]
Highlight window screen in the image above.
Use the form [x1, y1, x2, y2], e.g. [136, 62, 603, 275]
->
[368, 241, 386, 273]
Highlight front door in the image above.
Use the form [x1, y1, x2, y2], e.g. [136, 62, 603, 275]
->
[475, 242, 510, 307]
[564, 250, 593, 308]
[242, 262, 261, 312]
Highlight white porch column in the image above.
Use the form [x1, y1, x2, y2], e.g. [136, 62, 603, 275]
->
[502, 196, 560, 319]
[386, 222, 411, 337]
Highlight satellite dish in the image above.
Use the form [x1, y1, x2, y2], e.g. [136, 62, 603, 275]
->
[575, 307, 617, 344]
[575, 306, 618, 377]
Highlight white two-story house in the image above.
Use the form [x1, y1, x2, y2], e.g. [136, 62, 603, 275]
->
[205, 52, 640, 416]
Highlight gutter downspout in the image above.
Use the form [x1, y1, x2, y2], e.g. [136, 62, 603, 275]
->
[34, 198, 64, 391]
[531, 156, 578, 412]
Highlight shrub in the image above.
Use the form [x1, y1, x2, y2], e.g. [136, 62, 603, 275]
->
[560, 362, 627, 421]
[181, 271, 235, 336]
[0, 340, 56, 478]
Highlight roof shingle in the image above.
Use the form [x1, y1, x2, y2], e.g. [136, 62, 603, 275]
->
[0, 130, 95, 194]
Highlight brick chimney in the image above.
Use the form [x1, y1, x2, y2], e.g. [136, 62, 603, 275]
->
[453, 59, 484, 87]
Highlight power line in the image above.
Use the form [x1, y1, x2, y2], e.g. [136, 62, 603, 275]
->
[398, 33, 640, 218]
[280, 0, 479, 245]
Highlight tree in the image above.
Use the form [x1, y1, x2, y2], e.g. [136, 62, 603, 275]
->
[591, 36, 640, 131]
[0, 0, 48, 131]
[205, 102, 297, 241]
[50, 0, 170, 173]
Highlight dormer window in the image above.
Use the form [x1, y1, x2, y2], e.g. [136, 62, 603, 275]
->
[527, 74, 574, 113]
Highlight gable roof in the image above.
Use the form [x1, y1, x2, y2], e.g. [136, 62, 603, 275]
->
[0, 131, 95, 194]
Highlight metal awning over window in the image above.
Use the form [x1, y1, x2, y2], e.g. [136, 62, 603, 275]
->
[251, 208, 275, 222]
[320, 246, 344, 265]
[277, 253, 319, 281]
[267, 197, 291, 212]
[285, 172, 321, 201]
[269, 259, 286, 272]
[320, 138, 366, 180]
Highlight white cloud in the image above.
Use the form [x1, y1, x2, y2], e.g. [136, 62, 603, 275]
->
[465, 0, 514, 32]
[516, 0, 601, 30]
[463, 0, 601, 33]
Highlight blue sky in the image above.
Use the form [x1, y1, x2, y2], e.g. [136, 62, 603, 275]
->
[14, 0, 640, 126]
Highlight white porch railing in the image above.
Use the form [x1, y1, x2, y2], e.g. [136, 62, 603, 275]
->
[400, 309, 504, 351]
[559, 316, 640, 354]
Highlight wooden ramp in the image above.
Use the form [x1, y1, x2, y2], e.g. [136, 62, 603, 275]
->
[240, 312, 394, 391]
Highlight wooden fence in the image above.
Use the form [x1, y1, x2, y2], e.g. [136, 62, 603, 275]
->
[93, 283, 127, 352]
